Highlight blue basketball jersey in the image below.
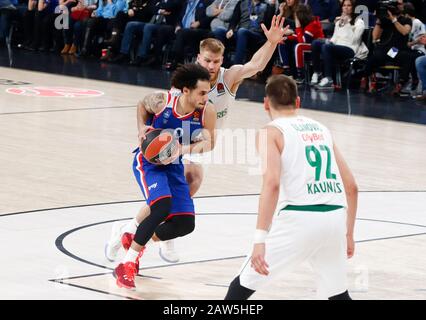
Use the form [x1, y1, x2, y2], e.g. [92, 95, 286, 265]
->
[133, 88, 206, 216]
[148, 88, 206, 146]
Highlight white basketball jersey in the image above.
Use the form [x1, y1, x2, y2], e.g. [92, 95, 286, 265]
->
[208, 67, 235, 129]
[269, 116, 347, 214]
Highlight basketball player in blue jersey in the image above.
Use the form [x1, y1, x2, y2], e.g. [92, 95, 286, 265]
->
[113, 64, 217, 290]
[105, 16, 289, 263]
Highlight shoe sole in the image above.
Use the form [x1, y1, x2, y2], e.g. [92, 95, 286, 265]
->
[104, 222, 124, 261]
[104, 243, 117, 262]
[159, 249, 179, 263]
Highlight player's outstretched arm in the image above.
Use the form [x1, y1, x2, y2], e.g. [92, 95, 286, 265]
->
[226, 15, 288, 92]
[181, 103, 217, 155]
[251, 126, 283, 276]
[334, 144, 358, 259]
[137, 91, 167, 146]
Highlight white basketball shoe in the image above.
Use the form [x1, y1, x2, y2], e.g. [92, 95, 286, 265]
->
[159, 240, 179, 263]
[104, 221, 126, 262]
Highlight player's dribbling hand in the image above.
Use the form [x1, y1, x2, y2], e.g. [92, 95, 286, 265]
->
[158, 141, 181, 165]
[347, 235, 355, 258]
[261, 15, 289, 45]
[251, 244, 269, 276]
[138, 125, 154, 148]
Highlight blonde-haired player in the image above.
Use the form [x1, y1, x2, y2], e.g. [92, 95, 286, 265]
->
[105, 16, 289, 264]
[225, 75, 358, 300]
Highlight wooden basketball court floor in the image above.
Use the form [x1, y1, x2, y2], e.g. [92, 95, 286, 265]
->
[0, 66, 425, 300]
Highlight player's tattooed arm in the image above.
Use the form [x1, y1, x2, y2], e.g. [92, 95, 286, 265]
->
[139, 91, 167, 114]
[136, 91, 166, 146]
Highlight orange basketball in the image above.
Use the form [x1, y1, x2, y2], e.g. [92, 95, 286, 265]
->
[141, 129, 179, 165]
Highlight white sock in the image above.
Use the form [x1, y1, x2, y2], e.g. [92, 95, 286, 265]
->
[123, 248, 140, 263]
[123, 218, 139, 234]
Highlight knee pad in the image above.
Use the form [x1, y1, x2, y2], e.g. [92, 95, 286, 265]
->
[155, 215, 195, 241]
[134, 197, 172, 246]
[174, 215, 195, 236]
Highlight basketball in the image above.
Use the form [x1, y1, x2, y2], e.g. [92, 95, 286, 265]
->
[141, 129, 179, 165]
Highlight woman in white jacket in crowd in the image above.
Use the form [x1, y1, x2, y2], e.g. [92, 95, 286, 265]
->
[310, 0, 368, 89]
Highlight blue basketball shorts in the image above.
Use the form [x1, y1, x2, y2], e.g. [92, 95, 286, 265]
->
[132, 148, 194, 217]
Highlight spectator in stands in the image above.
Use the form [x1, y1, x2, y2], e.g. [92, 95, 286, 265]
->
[277, 4, 324, 82]
[100, 0, 155, 61]
[361, 0, 412, 96]
[0, 0, 14, 44]
[21, 1, 37, 48]
[79, 0, 127, 57]
[109, 0, 180, 65]
[207, 0, 239, 66]
[307, 0, 340, 36]
[403, 2, 425, 94]
[165, 0, 214, 70]
[408, 0, 425, 23]
[310, 0, 369, 89]
[272, 0, 296, 31]
[268, 0, 296, 75]
[278, 0, 299, 20]
[24, 0, 60, 51]
[60, 0, 97, 55]
[133, 0, 183, 66]
[110, 0, 181, 66]
[207, 0, 239, 43]
[0, 0, 27, 45]
[414, 47, 426, 100]
[225, 0, 275, 65]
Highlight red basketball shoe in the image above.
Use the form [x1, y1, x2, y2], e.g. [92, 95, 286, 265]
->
[113, 247, 145, 289]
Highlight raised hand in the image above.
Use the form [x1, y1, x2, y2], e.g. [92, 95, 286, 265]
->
[261, 15, 289, 45]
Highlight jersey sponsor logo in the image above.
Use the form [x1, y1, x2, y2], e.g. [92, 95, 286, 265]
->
[301, 133, 324, 143]
[216, 82, 225, 95]
[217, 108, 228, 119]
[5, 86, 104, 98]
[163, 108, 172, 124]
[193, 111, 200, 123]
[307, 181, 343, 194]
[163, 108, 172, 119]
[148, 183, 158, 190]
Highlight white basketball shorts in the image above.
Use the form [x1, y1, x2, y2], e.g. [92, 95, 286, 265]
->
[238, 208, 348, 299]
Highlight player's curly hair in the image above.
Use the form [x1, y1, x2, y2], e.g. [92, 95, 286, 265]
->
[171, 63, 210, 91]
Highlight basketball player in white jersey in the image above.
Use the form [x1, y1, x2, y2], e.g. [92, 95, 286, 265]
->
[224, 75, 358, 300]
[105, 16, 289, 263]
